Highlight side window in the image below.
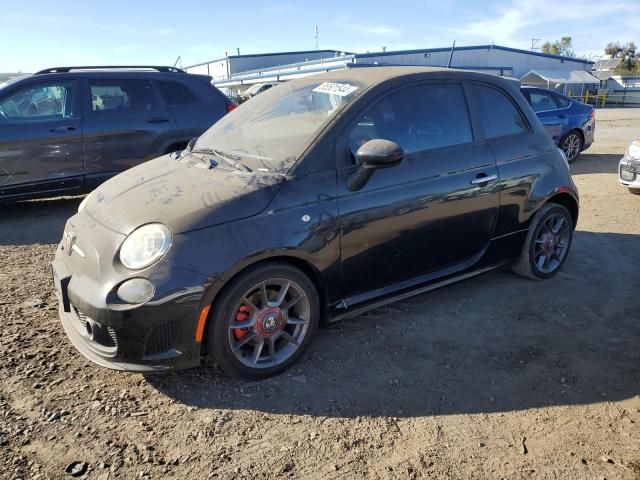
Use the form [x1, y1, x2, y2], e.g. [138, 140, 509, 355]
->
[528, 90, 559, 112]
[0, 82, 76, 121]
[554, 94, 571, 108]
[89, 79, 156, 113]
[157, 80, 198, 106]
[348, 83, 472, 159]
[473, 85, 528, 138]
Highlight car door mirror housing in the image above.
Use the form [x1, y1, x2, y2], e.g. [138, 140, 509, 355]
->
[347, 139, 404, 191]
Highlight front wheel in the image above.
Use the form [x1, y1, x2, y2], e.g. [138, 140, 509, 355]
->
[206, 263, 319, 378]
[561, 131, 583, 164]
[629, 188, 640, 195]
[512, 203, 574, 280]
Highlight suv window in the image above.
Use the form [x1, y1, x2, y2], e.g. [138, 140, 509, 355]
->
[89, 79, 156, 113]
[473, 85, 528, 138]
[157, 80, 198, 106]
[349, 83, 472, 158]
[0, 81, 76, 121]
[528, 90, 559, 112]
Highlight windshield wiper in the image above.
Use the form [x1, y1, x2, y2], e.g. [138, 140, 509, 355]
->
[212, 149, 253, 172]
[190, 148, 252, 172]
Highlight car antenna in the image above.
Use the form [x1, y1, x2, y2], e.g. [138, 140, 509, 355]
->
[447, 40, 456, 68]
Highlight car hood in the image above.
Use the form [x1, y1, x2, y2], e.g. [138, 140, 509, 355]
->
[85, 154, 283, 234]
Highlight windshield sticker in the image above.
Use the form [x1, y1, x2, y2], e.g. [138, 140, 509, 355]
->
[312, 82, 358, 97]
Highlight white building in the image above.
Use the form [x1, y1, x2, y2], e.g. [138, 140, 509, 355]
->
[186, 45, 595, 96]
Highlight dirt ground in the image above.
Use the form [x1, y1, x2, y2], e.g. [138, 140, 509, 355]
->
[1, 108, 639, 480]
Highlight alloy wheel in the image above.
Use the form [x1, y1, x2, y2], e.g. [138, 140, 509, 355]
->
[533, 213, 571, 274]
[227, 278, 311, 369]
[562, 133, 581, 162]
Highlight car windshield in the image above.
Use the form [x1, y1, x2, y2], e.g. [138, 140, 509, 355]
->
[244, 84, 264, 95]
[194, 78, 364, 173]
[0, 76, 25, 92]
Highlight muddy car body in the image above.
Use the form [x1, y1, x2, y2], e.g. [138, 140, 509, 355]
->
[52, 67, 579, 377]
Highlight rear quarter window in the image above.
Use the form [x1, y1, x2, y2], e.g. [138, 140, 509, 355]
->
[554, 94, 571, 108]
[473, 85, 528, 138]
[158, 80, 198, 106]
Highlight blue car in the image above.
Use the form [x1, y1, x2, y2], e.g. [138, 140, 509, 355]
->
[521, 86, 595, 163]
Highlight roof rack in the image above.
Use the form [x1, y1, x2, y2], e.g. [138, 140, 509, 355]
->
[34, 66, 186, 75]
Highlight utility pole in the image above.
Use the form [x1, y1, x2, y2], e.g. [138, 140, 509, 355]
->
[531, 38, 541, 52]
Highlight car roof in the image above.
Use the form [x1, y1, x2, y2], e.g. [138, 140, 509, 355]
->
[303, 66, 514, 89]
[7, 70, 211, 87]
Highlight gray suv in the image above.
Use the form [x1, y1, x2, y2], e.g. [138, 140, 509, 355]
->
[0, 66, 234, 201]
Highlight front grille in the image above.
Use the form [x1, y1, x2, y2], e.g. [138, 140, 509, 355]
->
[71, 305, 117, 348]
[73, 306, 88, 329]
[107, 327, 118, 347]
[145, 320, 177, 355]
[620, 165, 637, 182]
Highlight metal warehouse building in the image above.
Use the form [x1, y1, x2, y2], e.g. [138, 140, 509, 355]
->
[186, 45, 595, 96]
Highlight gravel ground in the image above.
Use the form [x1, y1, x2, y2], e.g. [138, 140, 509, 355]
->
[1, 108, 639, 480]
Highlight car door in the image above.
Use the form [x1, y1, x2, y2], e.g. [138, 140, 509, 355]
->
[336, 82, 500, 300]
[0, 78, 83, 195]
[469, 83, 545, 237]
[81, 77, 177, 186]
[523, 88, 568, 144]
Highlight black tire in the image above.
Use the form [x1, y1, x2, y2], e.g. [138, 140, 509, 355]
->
[629, 188, 640, 195]
[560, 130, 583, 164]
[511, 203, 574, 280]
[206, 262, 319, 378]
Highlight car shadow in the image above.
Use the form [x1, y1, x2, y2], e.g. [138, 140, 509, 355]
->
[0, 196, 82, 246]
[146, 230, 640, 418]
[571, 153, 621, 176]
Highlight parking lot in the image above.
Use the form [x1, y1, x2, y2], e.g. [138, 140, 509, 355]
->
[1, 108, 639, 479]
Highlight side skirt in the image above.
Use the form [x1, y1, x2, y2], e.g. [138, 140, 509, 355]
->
[328, 262, 508, 323]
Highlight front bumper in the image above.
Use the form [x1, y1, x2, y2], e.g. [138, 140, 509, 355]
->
[619, 157, 640, 188]
[52, 213, 215, 372]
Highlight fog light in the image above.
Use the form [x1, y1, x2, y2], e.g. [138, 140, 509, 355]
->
[117, 278, 155, 304]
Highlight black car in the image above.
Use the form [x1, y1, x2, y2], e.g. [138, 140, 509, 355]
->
[0, 66, 235, 201]
[52, 67, 579, 378]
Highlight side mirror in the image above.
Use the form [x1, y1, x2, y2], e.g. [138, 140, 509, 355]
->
[347, 139, 404, 191]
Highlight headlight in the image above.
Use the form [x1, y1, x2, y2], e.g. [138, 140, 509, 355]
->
[628, 139, 640, 160]
[78, 195, 90, 213]
[119, 224, 172, 270]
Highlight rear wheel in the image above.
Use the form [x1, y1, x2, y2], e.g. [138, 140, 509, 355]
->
[561, 131, 583, 163]
[206, 263, 319, 378]
[512, 203, 574, 280]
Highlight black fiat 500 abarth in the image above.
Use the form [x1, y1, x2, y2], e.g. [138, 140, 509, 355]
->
[52, 67, 579, 378]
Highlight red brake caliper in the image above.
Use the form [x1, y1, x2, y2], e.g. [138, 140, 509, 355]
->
[233, 305, 251, 340]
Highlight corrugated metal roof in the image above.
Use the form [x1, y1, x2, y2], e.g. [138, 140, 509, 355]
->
[520, 69, 599, 84]
[186, 50, 349, 68]
[355, 45, 594, 65]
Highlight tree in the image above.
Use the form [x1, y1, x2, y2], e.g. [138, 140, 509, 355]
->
[541, 37, 575, 58]
[605, 42, 639, 74]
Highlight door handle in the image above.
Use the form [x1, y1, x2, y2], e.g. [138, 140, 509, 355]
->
[558, 114, 567, 119]
[50, 126, 76, 133]
[146, 117, 170, 124]
[470, 174, 498, 185]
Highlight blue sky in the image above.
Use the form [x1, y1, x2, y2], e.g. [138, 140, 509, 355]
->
[1, 0, 638, 72]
